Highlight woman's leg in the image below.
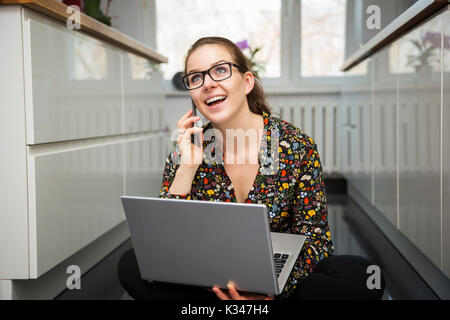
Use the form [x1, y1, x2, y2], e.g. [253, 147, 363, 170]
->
[117, 248, 218, 300]
[287, 255, 385, 300]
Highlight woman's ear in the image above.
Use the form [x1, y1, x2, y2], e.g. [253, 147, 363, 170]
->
[243, 71, 255, 95]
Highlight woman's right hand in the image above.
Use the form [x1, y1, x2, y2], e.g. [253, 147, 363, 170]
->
[176, 109, 204, 171]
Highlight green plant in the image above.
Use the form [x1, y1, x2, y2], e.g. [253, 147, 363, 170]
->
[83, 0, 112, 26]
[236, 40, 266, 78]
[247, 46, 266, 78]
[406, 38, 439, 71]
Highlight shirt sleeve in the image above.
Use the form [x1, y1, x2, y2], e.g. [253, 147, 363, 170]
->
[280, 141, 334, 299]
[159, 150, 192, 200]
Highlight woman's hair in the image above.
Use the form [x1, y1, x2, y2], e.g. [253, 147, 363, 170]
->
[184, 36, 271, 116]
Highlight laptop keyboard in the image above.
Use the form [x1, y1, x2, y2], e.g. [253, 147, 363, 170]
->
[273, 253, 290, 278]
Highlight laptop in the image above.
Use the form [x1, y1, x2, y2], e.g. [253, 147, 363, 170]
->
[121, 196, 306, 296]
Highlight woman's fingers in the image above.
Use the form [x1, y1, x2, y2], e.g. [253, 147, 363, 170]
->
[212, 286, 230, 300]
[177, 109, 193, 126]
[176, 108, 203, 167]
[179, 116, 200, 131]
[227, 283, 242, 300]
[213, 284, 274, 300]
[177, 109, 200, 130]
[178, 127, 203, 165]
[177, 127, 201, 143]
[179, 127, 203, 142]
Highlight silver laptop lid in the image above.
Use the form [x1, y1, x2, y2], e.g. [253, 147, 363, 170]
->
[121, 196, 280, 295]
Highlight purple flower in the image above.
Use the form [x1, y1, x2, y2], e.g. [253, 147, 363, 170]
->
[445, 36, 450, 50]
[422, 31, 450, 50]
[422, 31, 441, 48]
[236, 39, 250, 50]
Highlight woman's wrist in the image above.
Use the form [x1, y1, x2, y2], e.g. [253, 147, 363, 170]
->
[177, 164, 199, 177]
[168, 164, 198, 195]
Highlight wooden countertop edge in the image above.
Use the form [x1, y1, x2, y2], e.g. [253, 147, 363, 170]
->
[0, 0, 168, 64]
[341, 0, 448, 72]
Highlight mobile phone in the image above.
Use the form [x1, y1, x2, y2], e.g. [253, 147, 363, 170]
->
[191, 99, 201, 147]
[191, 99, 198, 118]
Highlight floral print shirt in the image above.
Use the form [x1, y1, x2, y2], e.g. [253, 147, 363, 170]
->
[159, 112, 334, 299]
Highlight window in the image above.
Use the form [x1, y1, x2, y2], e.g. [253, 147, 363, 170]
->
[155, 0, 362, 88]
[300, 0, 346, 77]
[156, 0, 281, 80]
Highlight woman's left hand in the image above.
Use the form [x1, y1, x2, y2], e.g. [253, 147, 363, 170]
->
[212, 283, 275, 300]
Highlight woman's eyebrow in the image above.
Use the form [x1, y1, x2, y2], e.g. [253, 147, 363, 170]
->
[187, 60, 227, 74]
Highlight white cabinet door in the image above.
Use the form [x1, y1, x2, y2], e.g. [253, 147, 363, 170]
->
[397, 15, 442, 269]
[123, 53, 165, 133]
[124, 134, 168, 198]
[340, 88, 372, 202]
[27, 143, 125, 278]
[442, 9, 450, 278]
[24, 10, 123, 144]
[0, 6, 30, 280]
[373, 44, 399, 227]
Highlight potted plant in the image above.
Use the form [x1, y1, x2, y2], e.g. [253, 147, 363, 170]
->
[406, 31, 440, 73]
[235, 39, 266, 78]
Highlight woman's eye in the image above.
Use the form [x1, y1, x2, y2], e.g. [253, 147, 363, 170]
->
[215, 67, 227, 74]
[190, 74, 201, 84]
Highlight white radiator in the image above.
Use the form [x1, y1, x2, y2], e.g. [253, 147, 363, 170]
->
[270, 98, 341, 174]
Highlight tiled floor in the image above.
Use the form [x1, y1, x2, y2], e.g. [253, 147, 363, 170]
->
[57, 193, 393, 300]
[326, 194, 392, 300]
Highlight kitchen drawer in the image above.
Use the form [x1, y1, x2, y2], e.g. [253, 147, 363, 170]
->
[27, 143, 124, 277]
[24, 10, 123, 144]
[123, 53, 165, 133]
[124, 134, 168, 197]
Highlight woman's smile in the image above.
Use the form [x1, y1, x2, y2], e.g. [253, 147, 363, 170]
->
[204, 94, 228, 111]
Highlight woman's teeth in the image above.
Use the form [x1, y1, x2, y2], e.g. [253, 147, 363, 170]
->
[206, 96, 227, 106]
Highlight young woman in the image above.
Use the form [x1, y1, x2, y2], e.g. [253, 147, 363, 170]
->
[118, 37, 384, 300]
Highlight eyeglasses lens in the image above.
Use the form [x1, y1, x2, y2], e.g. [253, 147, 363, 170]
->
[210, 64, 231, 81]
[184, 63, 232, 89]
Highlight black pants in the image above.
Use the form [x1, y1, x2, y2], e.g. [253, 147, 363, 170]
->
[118, 248, 385, 300]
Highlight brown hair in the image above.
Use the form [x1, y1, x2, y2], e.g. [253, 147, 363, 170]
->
[184, 36, 271, 116]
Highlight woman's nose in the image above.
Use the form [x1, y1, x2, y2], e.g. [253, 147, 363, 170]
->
[203, 73, 217, 90]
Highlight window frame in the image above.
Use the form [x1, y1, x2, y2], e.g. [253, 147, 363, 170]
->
[156, 0, 370, 93]
[276, 0, 369, 91]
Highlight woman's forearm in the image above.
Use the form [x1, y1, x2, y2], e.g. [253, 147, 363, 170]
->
[168, 165, 198, 195]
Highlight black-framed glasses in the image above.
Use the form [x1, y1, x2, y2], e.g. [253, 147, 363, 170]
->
[182, 62, 244, 90]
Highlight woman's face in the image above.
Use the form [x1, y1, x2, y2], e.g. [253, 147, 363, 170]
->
[185, 44, 254, 125]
